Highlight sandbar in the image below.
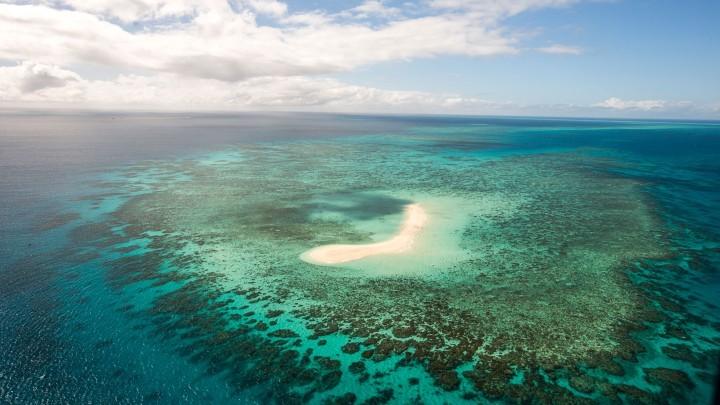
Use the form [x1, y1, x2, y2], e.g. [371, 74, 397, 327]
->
[301, 203, 427, 265]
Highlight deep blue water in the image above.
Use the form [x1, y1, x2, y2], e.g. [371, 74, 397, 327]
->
[1, 112, 719, 404]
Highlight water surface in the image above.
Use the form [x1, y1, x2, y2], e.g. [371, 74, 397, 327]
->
[1, 112, 719, 404]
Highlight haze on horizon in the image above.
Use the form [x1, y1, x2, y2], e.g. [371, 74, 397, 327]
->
[0, 0, 718, 119]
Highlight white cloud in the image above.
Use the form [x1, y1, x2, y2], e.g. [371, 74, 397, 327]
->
[18, 61, 80, 93]
[1, 1, 712, 117]
[0, 61, 81, 100]
[0, 61, 499, 111]
[592, 97, 715, 117]
[56, 0, 204, 22]
[537, 44, 583, 55]
[344, 1, 402, 19]
[0, 2, 525, 83]
[280, 11, 331, 26]
[428, 0, 578, 19]
[2, 62, 715, 118]
[594, 97, 671, 111]
[242, 0, 287, 18]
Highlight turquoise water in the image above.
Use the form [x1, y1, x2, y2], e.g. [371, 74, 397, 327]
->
[1, 113, 719, 403]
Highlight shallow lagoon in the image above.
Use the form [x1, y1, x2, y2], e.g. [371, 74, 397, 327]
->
[1, 113, 719, 403]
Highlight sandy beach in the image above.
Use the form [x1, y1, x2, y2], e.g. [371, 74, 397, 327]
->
[301, 203, 428, 265]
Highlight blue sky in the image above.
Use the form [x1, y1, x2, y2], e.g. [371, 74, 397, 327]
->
[334, 0, 720, 105]
[0, 0, 718, 118]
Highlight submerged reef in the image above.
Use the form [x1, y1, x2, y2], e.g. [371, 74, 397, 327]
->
[55, 135, 720, 403]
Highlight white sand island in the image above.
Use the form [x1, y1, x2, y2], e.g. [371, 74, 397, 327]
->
[301, 203, 428, 265]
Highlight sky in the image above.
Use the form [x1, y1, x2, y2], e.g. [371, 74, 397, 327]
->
[0, 0, 718, 118]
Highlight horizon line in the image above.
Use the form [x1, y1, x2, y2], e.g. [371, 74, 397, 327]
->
[2, 106, 720, 124]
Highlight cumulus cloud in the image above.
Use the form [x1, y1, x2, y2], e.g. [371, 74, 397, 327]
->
[2, 62, 714, 118]
[0, 0, 560, 111]
[537, 44, 583, 55]
[592, 97, 713, 117]
[0, 1, 531, 83]
[343, 1, 402, 19]
[1, 1, 712, 117]
[242, 0, 288, 18]
[0, 61, 501, 111]
[594, 97, 670, 111]
[428, 0, 578, 19]
[55, 0, 202, 22]
[0, 61, 81, 100]
[18, 61, 80, 93]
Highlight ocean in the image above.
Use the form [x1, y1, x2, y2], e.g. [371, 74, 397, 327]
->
[1, 111, 719, 404]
